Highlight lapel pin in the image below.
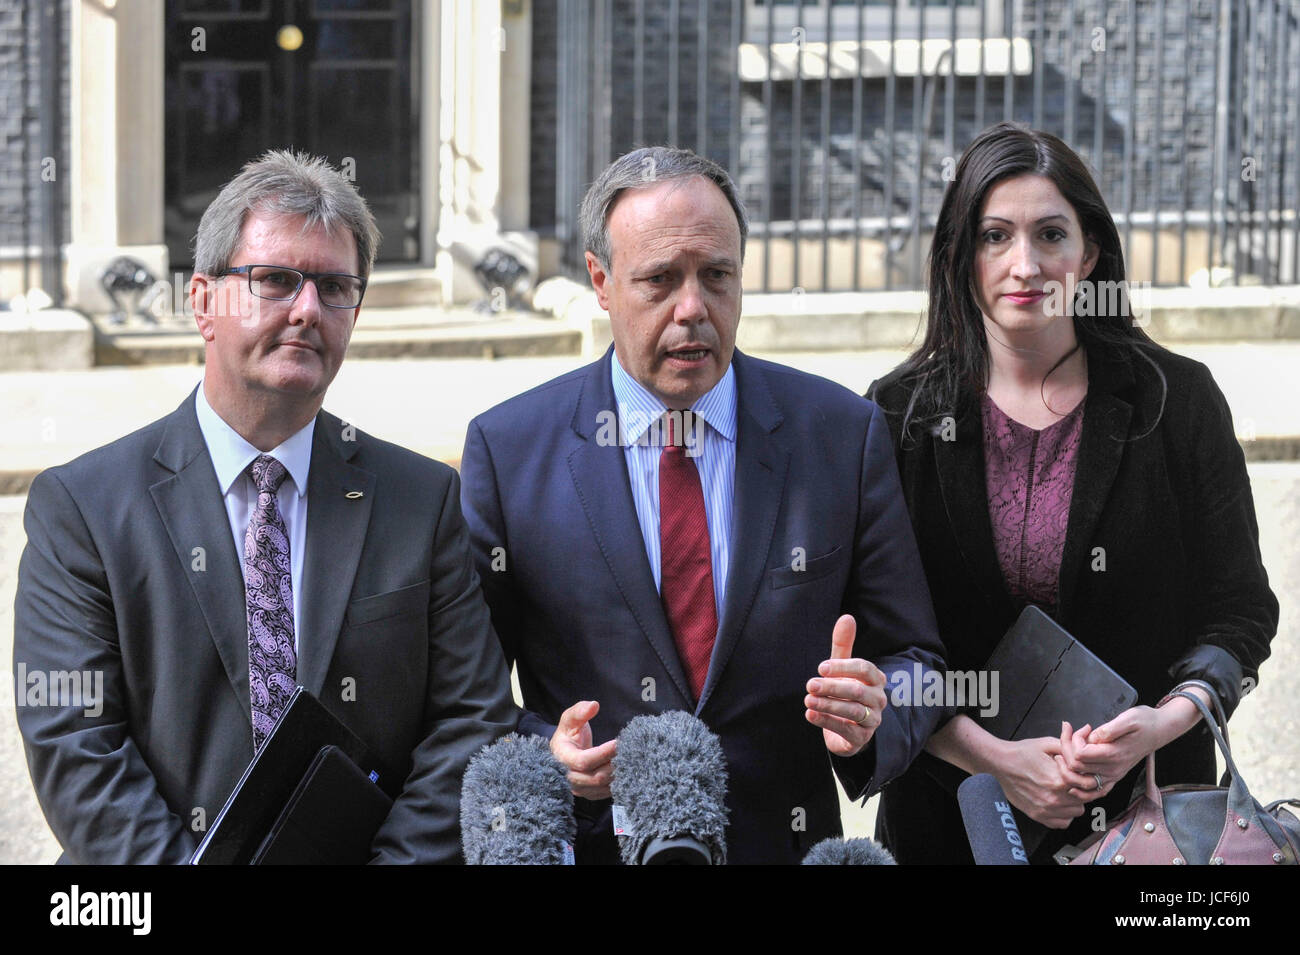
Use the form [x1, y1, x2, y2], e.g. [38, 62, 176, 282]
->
[345, 490, 364, 500]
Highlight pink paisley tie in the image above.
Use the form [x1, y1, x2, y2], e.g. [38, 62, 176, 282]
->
[244, 454, 297, 750]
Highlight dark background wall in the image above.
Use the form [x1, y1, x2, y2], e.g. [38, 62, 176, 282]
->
[0, 0, 71, 253]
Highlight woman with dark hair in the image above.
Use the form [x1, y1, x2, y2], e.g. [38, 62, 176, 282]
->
[868, 122, 1278, 864]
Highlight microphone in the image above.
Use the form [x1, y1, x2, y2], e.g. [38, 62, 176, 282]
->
[802, 837, 897, 865]
[958, 773, 1031, 865]
[460, 733, 575, 865]
[610, 711, 728, 865]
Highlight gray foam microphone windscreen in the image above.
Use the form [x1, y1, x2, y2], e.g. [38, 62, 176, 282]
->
[802, 836, 897, 865]
[611, 711, 729, 865]
[461, 733, 575, 864]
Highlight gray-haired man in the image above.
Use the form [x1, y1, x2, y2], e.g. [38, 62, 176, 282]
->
[14, 150, 517, 863]
[460, 146, 946, 863]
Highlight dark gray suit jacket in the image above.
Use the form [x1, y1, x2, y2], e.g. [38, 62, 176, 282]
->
[14, 390, 518, 864]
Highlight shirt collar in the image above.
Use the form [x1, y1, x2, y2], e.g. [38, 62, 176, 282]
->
[609, 351, 738, 445]
[194, 386, 314, 498]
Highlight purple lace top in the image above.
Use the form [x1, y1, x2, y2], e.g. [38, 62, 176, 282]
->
[982, 393, 1086, 607]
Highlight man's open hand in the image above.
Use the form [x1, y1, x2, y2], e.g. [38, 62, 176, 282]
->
[804, 615, 888, 757]
[550, 700, 618, 799]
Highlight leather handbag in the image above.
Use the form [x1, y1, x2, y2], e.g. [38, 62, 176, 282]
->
[1055, 689, 1300, 865]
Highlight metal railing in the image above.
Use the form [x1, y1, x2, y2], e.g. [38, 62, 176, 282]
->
[546, 0, 1300, 290]
[3, 0, 66, 308]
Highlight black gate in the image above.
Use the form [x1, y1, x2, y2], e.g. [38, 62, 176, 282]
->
[538, 0, 1300, 291]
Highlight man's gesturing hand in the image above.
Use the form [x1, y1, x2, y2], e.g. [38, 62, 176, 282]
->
[804, 614, 888, 757]
[550, 700, 618, 800]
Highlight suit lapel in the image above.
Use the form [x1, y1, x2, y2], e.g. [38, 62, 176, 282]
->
[1056, 350, 1135, 620]
[568, 352, 694, 705]
[698, 353, 789, 714]
[149, 392, 253, 728]
[296, 411, 376, 696]
[933, 399, 1012, 611]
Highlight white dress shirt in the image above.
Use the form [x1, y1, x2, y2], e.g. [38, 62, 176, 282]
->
[194, 386, 314, 651]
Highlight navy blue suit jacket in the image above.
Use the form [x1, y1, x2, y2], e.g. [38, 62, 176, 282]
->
[460, 348, 946, 864]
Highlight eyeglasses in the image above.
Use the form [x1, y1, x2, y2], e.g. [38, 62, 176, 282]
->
[219, 265, 367, 309]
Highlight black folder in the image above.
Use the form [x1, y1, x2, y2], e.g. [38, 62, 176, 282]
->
[250, 745, 393, 865]
[979, 605, 1138, 742]
[970, 606, 1138, 857]
[923, 607, 1140, 856]
[190, 688, 398, 865]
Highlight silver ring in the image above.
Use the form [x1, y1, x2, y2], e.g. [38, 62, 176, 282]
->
[1093, 774, 1104, 792]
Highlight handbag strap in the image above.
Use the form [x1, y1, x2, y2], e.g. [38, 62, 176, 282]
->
[1142, 684, 1231, 806]
[1172, 690, 1257, 823]
[1168, 678, 1230, 748]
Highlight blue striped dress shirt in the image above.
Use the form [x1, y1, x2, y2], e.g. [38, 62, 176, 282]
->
[610, 353, 737, 620]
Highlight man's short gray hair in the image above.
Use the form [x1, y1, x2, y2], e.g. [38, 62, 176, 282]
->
[580, 146, 748, 268]
[193, 149, 381, 279]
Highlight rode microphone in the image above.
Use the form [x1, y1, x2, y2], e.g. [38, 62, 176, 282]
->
[610, 711, 728, 865]
[461, 734, 575, 864]
[958, 773, 1031, 865]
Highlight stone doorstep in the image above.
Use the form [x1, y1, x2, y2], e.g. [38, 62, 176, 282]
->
[358, 268, 442, 309]
[93, 319, 583, 366]
[0, 470, 41, 497]
[0, 310, 94, 372]
[20, 282, 1300, 371]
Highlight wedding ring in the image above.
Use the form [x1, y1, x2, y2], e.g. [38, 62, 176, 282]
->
[1093, 774, 1104, 791]
[856, 705, 872, 726]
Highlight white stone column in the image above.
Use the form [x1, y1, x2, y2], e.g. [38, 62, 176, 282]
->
[64, 0, 167, 314]
[434, 0, 537, 305]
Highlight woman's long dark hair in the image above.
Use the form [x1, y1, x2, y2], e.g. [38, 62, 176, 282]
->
[889, 122, 1163, 445]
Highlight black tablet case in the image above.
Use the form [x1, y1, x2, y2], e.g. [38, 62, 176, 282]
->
[980, 605, 1138, 741]
[923, 606, 1139, 859]
[250, 744, 393, 865]
[191, 687, 398, 865]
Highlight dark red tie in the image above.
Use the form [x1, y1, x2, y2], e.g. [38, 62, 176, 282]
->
[659, 411, 717, 702]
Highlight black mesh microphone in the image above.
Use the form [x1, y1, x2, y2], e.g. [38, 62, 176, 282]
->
[461, 734, 575, 865]
[958, 773, 1031, 865]
[610, 711, 728, 865]
[802, 837, 897, 865]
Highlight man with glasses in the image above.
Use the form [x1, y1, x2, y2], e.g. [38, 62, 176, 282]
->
[14, 150, 518, 863]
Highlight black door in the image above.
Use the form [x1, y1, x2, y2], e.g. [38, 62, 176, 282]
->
[164, 0, 418, 267]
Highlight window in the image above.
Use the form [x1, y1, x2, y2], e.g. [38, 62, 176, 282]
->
[742, 0, 1024, 79]
[747, 0, 1002, 45]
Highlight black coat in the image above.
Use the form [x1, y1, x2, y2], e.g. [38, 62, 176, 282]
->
[867, 343, 1278, 864]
